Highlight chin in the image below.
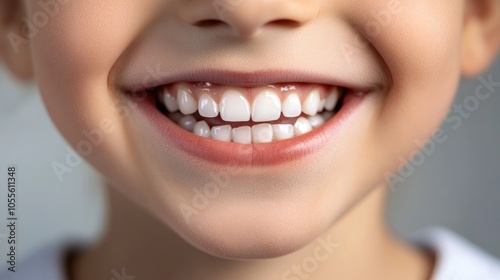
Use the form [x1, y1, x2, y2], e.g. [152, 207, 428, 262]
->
[158, 189, 337, 259]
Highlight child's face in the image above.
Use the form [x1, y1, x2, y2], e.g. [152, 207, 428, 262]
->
[18, 0, 485, 258]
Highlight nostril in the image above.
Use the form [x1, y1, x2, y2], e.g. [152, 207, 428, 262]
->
[267, 19, 302, 28]
[193, 19, 226, 28]
[193, 19, 300, 30]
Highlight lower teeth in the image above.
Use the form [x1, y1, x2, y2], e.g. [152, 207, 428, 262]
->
[168, 111, 336, 144]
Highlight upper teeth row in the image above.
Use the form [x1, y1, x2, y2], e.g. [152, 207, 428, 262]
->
[160, 87, 340, 122]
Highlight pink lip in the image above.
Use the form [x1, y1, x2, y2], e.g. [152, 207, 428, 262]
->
[123, 68, 378, 93]
[122, 69, 374, 166]
[132, 89, 366, 166]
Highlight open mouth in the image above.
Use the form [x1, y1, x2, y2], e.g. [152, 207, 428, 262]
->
[127, 71, 369, 166]
[151, 82, 350, 143]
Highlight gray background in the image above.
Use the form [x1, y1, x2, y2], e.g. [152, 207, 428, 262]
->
[386, 57, 500, 257]
[0, 57, 499, 269]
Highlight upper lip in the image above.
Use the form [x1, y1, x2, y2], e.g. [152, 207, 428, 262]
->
[119, 68, 381, 94]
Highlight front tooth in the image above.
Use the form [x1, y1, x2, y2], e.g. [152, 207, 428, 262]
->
[211, 125, 232, 142]
[162, 89, 178, 112]
[177, 88, 197, 115]
[308, 115, 325, 128]
[252, 124, 273, 143]
[294, 117, 313, 136]
[324, 88, 339, 111]
[232, 126, 252, 144]
[272, 124, 294, 140]
[251, 90, 281, 122]
[318, 99, 326, 113]
[282, 93, 302, 117]
[178, 115, 197, 132]
[198, 94, 218, 118]
[193, 121, 210, 138]
[220, 90, 251, 122]
[302, 89, 320, 116]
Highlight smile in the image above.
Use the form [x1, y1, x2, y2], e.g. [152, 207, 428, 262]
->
[129, 71, 370, 166]
[156, 83, 344, 143]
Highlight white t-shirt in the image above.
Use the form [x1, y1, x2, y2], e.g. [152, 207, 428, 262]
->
[1, 227, 499, 280]
[412, 227, 500, 279]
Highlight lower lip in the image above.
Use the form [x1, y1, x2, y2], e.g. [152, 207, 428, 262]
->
[132, 91, 366, 166]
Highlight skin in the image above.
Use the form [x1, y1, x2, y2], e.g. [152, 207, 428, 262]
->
[1, 0, 499, 279]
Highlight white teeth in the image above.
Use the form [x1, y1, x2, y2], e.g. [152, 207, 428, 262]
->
[252, 124, 273, 143]
[163, 86, 343, 142]
[164, 87, 339, 120]
[324, 88, 339, 111]
[178, 115, 197, 132]
[318, 99, 326, 113]
[162, 89, 179, 113]
[177, 88, 197, 115]
[302, 89, 321, 116]
[272, 124, 294, 140]
[220, 90, 251, 122]
[251, 90, 281, 122]
[193, 121, 210, 138]
[294, 117, 313, 136]
[211, 125, 232, 142]
[198, 94, 219, 118]
[308, 115, 325, 128]
[282, 93, 302, 117]
[232, 126, 252, 144]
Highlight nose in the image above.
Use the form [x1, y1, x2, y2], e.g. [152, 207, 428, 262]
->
[177, 0, 318, 37]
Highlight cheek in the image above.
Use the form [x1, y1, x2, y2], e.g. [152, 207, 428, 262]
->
[360, 1, 464, 165]
[379, 1, 464, 101]
[27, 1, 164, 180]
